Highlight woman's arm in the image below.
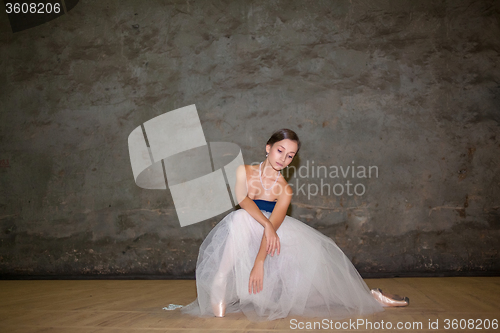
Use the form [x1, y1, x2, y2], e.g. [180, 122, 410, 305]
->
[254, 183, 293, 259]
[248, 184, 293, 294]
[235, 165, 273, 228]
[235, 164, 280, 256]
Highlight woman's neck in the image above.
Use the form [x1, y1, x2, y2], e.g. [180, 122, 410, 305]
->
[261, 160, 280, 179]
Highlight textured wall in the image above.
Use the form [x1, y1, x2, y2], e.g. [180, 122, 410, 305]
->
[0, 0, 499, 278]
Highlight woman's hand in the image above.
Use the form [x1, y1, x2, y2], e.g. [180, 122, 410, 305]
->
[249, 261, 264, 294]
[264, 223, 280, 256]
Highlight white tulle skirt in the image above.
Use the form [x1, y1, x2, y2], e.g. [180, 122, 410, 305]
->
[180, 208, 384, 321]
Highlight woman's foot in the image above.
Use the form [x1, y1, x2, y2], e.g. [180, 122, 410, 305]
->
[212, 301, 226, 317]
[371, 288, 409, 307]
[211, 271, 227, 317]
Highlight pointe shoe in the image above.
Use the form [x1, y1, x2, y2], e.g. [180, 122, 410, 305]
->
[212, 301, 226, 317]
[371, 288, 409, 307]
[211, 273, 226, 317]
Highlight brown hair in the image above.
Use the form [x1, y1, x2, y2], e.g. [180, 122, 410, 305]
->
[266, 128, 301, 154]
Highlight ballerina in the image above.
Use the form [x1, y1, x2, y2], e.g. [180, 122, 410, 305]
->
[179, 128, 408, 322]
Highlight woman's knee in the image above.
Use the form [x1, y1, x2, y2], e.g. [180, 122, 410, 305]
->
[232, 208, 250, 220]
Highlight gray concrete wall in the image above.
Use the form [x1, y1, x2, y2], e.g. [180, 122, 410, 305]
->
[0, 0, 499, 278]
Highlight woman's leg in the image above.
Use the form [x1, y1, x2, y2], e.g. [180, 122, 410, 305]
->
[210, 224, 237, 317]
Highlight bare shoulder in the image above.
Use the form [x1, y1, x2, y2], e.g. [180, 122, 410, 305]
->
[236, 164, 246, 176]
[244, 164, 260, 176]
[277, 175, 293, 198]
[237, 164, 255, 173]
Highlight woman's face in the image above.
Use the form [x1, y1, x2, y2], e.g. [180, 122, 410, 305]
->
[266, 139, 298, 171]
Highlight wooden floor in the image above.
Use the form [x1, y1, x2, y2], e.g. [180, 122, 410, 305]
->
[1, 277, 499, 332]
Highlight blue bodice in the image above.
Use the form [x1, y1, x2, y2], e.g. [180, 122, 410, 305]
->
[252, 199, 277, 213]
